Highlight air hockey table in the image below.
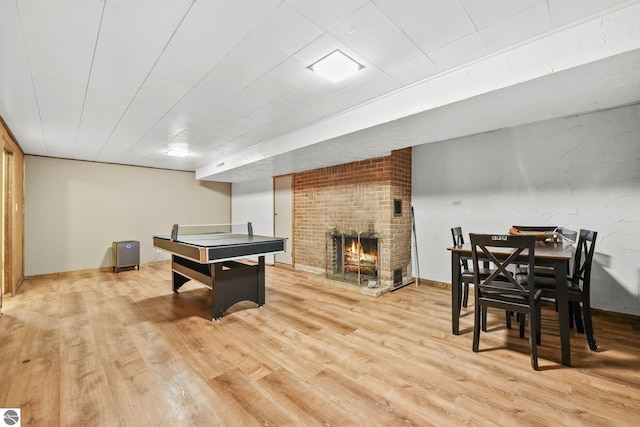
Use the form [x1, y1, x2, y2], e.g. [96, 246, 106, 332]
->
[153, 223, 287, 320]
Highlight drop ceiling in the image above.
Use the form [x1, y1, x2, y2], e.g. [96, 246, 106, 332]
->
[1, 0, 639, 182]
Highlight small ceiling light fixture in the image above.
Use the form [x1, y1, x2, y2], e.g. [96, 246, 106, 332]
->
[308, 49, 364, 82]
[165, 142, 190, 157]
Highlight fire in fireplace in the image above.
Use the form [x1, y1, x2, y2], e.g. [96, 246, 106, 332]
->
[326, 229, 379, 286]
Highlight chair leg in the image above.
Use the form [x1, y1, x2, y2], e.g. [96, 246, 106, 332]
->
[581, 300, 598, 352]
[536, 308, 542, 346]
[473, 305, 481, 353]
[568, 302, 575, 329]
[519, 313, 525, 338]
[462, 281, 470, 308]
[529, 306, 539, 370]
[506, 311, 512, 329]
[481, 308, 488, 332]
[572, 302, 585, 333]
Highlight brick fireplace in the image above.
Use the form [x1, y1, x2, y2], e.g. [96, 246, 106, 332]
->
[293, 148, 412, 289]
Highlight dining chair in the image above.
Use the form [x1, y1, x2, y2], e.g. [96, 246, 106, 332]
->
[527, 229, 599, 351]
[451, 227, 472, 308]
[470, 233, 543, 370]
[451, 227, 493, 308]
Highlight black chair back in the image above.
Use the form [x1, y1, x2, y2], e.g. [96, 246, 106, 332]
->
[573, 229, 597, 292]
[451, 227, 468, 270]
[470, 234, 536, 298]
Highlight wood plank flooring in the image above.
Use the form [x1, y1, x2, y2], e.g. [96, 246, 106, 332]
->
[1, 262, 639, 426]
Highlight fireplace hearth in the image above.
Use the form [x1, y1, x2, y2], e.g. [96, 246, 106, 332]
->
[326, 228, 379, 286]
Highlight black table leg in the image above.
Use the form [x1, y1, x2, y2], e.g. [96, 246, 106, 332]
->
[257, 256, 265, 307]
[451, 251, 462, 335]
[172, 271, 190, 292]
[554, 259, 571, 366]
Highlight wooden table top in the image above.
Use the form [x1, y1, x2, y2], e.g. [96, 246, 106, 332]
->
[448, 240, 573, 260]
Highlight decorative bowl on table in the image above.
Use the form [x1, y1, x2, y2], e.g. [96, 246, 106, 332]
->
[508, 227, 557, 241]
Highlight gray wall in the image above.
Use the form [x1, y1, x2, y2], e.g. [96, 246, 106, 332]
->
[412, 103, 640, 315]
[25, 156, 231, 275]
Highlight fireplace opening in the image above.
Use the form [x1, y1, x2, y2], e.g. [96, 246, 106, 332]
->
[326, 230, 379, 286]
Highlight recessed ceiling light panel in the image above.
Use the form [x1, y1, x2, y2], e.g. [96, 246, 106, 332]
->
[308, 49, 364, 83]
[165, 142, 190, 157]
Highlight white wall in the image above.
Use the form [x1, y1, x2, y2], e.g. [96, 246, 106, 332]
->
[412, 103, 640, 315]
[25, 157, 231, 275]
[231, 178, 275, 263]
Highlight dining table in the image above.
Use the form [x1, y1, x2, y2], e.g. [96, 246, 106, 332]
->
[448, 240, 574, 366]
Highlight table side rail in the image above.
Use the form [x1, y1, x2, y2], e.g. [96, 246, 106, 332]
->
[206, 239, 286, 263]
[154, 236, 206, 263]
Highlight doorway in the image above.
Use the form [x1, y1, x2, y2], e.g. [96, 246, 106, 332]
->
[2, 148, 14, 300]
[274, 175, 293, 265]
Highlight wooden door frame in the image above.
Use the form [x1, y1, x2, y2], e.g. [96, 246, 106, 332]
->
[2, 143, 14, 297]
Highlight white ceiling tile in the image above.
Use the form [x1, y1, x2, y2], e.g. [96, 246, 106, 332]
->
[153, 114, 198, 139]
[0, 4, 21, 53]
[94, 34, 159, 77]
[285, 0, 369, 30]
[206, 97, 259, 125]
[461, 0, 545, 29]
[16, 0, 104, 26]
[548, 0, 631, 28]
[386, 55, 441, 85]
[359, 30, 425, 72]
[251, 3, 324, 54]
[427, 32, 489, 70]
[134, 77, 191, 112]
[197, 0, 281, 31]
[99, 4, 174, 58]
[330, 2, 400, 53]
[233, 100, 300, 130]
[44, 139, 76, 158]
[170, 131, 212, 146]
[155, 35, 226, 83]
[166, 118, 224, 139]
[278, 88, 324, 109]
[0, 49, 38, 117]
[171, 89, 224, 118]
[82, 88, 130, 116]
[331, 73, 402, 110]
[107, 0, 193, 30]
[374, 0, 458, 29]
[17, 4, 100, 56]
[125, 99, 169, 123]
[177, 2, 249, 51]
[73, 128, 110, 155]
[405, 1, 477, 53]
[480, 2, 552, 52]
[235, 77, 296, 112]
[88, 56, 149, 100]
[141, 66, 200, 104]
[27, 50, 91, 91]
[223, 33, 291, 84]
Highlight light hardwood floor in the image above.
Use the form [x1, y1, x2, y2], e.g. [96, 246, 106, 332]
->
[1, 261, 639, 426]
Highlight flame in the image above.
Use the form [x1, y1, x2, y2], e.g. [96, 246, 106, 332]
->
[345, 239, 377, 266]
